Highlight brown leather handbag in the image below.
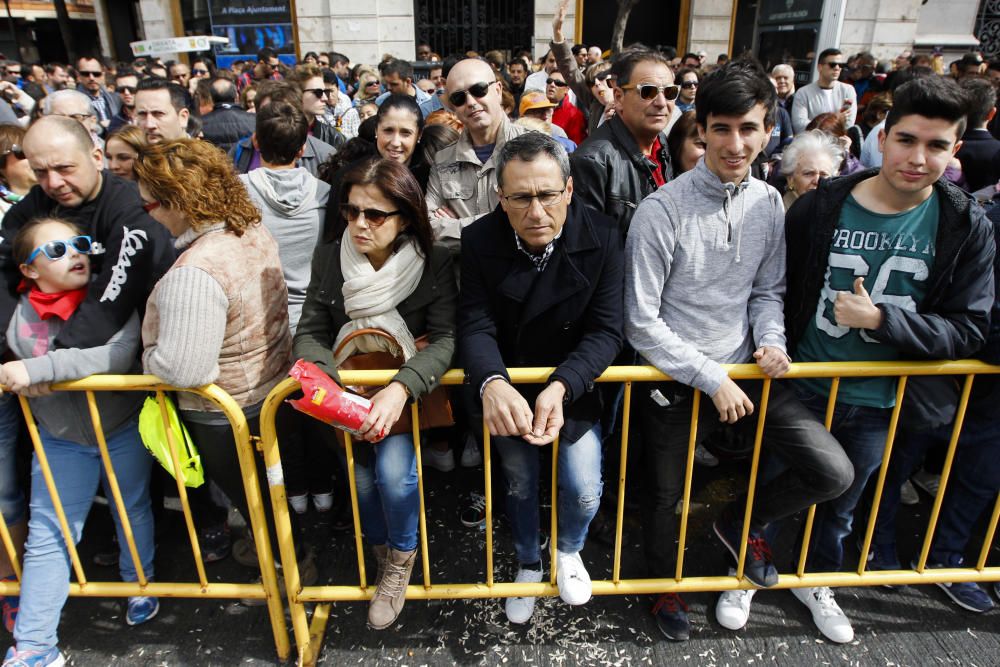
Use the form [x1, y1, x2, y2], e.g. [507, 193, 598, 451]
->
[334, 328, 454, 436]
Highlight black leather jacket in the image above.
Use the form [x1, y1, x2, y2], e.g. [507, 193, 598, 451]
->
[310, 119, 346, 151]
[569, 114, 672, 238]
[201, 103, 257, 154]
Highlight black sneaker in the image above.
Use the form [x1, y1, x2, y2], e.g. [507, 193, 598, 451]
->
[915, 557, 995, 613]
[460, 492, 487, 528]
[199, 523, 231, 563]
[651, 593, 690, 641]
[713, 517, 778, 588]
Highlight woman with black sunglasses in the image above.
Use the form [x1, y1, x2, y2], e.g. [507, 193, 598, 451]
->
[295, 156, 456, 631]
[0, 125, 35, 223]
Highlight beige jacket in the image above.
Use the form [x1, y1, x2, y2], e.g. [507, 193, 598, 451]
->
[425, 118, 530, 251]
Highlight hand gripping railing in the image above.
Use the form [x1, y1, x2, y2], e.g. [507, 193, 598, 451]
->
[260, 360, 1000, 666]
[0, 376, 292, 662]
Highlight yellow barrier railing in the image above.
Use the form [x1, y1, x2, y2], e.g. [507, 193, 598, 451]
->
[0, 376, 292, 662]
[260, 360, 1000, 666]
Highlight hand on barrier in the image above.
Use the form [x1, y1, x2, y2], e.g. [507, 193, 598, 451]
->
[523, 381, 565, 446]
[834, 277, 883, 330]
[711, 376, 755, 424]
[359, 382, 409, 442]
[753, 346, 790, 378]
[0, 360, 51, 396]
[483, 378, 535, 438]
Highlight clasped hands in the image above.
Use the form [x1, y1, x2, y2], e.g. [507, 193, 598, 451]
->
[482, 378, 564, 446]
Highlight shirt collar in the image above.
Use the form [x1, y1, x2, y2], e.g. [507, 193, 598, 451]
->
[514, 227, 563, 272]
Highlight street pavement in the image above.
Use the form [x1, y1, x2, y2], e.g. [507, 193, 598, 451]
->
[26, 455, 1000, 666]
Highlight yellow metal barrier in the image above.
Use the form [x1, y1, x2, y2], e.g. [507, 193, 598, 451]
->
[0, 376, 292, 662]
[260, 360, 1000, 666]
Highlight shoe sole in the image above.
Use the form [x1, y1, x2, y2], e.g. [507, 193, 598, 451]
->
[713, 522, 770, 588]
[934, 582, 994, 613]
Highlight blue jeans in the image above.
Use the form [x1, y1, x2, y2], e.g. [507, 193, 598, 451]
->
[345, 434, 419, 552]
[0, 394, 25, 525]
[495, 425, 603, 565]
[792, 388, 892, 572]
[14, 420, 154, 653]
[873, 415, 1000, 564]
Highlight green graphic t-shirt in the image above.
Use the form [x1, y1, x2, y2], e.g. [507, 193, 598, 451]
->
[796, 192, 939, 407]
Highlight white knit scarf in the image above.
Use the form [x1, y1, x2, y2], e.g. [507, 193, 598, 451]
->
[332, 230, 425, 365]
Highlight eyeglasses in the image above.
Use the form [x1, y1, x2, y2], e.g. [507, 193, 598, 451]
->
[27, 236, 93, 264]
[545, 78, 569, 87]
[192, 68, 209, 76]
[1, 143, 24, 160]
[78, 70, 103, 78]
[448, 80, 495, 107]
[304, 88, 328, 99]
[53, 112, 94, 122]
[142, 200, 161, 213]
[823, 61, 846, 68]
[340, 204, 400, 227]
[621, 83, 680, 101]
[680, 81, 698, 89]
[116, 85, 136, 94]
[364, 80, 380, 87]
[500, 189, 566, 209]
[318, 61, 330, 67]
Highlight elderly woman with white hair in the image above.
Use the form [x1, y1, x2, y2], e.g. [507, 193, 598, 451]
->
[771, 64, 796, 113]
[780, 130, 843, 210]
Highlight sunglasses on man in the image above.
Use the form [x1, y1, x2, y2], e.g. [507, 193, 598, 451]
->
[621, 83, 680, 101]
[448, 80, 495, 107]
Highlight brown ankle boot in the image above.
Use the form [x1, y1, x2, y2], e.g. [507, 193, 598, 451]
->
[367, 547, 416, 629]
[372, 544, 389, 587]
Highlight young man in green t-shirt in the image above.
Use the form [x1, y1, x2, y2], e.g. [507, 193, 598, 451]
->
[716, 76, 996, 643]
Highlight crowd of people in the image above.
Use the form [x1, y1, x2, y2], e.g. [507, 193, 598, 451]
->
[0, 0, 998, 663]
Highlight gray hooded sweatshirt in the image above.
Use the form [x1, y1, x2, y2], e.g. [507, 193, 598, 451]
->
[625, 158, 787, 396]
[6, 296, 142, 445]
[240, 167, 330, 333]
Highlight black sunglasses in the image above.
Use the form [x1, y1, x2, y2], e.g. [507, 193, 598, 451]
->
[680, 81, 698, 89]
[78, 70, 103, 78]
[448, 80, 495, 107]
[621, 83, 680, 101]
[192, 68, 209, 75]
[1, 143, 24, 160]
[823, 61, 846, 68]
[546, 78, 569, 87]
[116, 85, 136, 94]
[340, 204, 401, 227]
[304, 88, 328, 99]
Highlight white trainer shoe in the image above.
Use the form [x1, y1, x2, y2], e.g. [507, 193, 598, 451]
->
[556, 550, 592, 606]
[461, 434, 483, 467]
[791, 586, 855, 643]
[716, 569, 757, 630]
[288, 494, 309, 514]
[423, 447, 455, 472]
[505, 566, 543, 624]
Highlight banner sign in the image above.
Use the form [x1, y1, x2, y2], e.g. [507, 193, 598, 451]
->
[130, 36, 229, 57]
[207, 0, 296, 69]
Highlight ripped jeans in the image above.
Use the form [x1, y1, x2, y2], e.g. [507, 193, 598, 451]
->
[495, 425, 602, 565]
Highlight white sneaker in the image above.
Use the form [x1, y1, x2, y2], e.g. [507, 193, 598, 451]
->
[423, 447, 455, 472]
[716, 569, 756, 630]
[556, 550, 592, 606]
[694, 443, 720, 467]
[461, 434, 483, 467]
[911, 469, 941, 497]
[791, 586, 854, 643]
[505, 566, 543, 624]
[288, 494, 308, 514]
[312, 492, 334, 512]
[899, 479, 919, 506]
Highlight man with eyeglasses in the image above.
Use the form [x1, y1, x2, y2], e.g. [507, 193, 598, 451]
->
[41, 90, 101, 147]
[458, 131, 623, 626]
[791, 48, 857, 134]
[0, 115, 174, 355]
[546, 71, 586, 145]
[106, 71, 138, 135]
[570, 49, 676, 237]
[290, 64, 346, 151]
[425, 58, 529, 250]
[75, 56, 120, 133]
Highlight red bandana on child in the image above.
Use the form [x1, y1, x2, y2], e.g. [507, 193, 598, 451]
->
[26, 286, 87, 321]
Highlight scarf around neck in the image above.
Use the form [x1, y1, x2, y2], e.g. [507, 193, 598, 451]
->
[27, 286, 87, 320]
[333, 231, 425, 366]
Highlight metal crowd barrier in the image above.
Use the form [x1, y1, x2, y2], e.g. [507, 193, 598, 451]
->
[260, 360, 1000, 666]
[0, 376, 292, 662]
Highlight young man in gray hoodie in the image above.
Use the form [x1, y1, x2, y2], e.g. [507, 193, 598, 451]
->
[624, 60, 854, 642]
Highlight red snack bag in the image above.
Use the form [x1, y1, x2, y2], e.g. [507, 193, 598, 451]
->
[288, 359, 381, 439]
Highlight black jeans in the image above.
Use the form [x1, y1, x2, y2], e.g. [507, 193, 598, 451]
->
[184, 404, 302, 559]
[639, 380, 854, 579]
